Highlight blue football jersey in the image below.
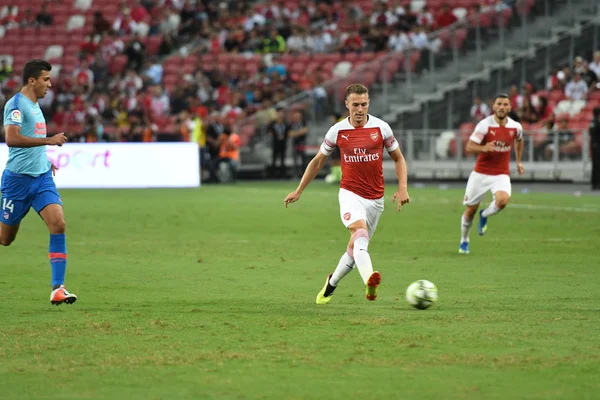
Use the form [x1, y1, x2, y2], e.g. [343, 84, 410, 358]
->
[3, 92, 51, 177]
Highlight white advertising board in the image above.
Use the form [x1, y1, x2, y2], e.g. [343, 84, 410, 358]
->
[0, 143, 200, 188]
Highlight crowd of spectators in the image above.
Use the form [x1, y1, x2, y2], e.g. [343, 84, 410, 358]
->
[1, 0, 521, 147]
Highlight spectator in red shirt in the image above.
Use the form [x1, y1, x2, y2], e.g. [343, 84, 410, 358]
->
[537, 96, 554, 124]
[436, 4, 458, 28]
[79, 36, 98, 59]
[508, 84, 519, 106]
[52, 104, 67, 128]
[19, 8, 36, 27]
[130, 0, 149, 23]
[340, 31, 363, 53]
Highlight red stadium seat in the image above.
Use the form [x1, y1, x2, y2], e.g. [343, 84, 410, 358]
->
[144, 36, 162, 57]
[548, 90, 566, 102]
[587, 90, 600, 101]
[109, 55, 128, 75]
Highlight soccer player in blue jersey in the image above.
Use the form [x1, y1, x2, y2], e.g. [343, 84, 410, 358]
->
[1, 59, 76, 305]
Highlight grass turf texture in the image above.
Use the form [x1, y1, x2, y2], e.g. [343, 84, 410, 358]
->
[1, 182, 599, 400]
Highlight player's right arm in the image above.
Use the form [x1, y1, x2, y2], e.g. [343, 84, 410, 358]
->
[284, 125, 336, 208]
[5, 125, 67, 147]
[465, 120, 495, 154]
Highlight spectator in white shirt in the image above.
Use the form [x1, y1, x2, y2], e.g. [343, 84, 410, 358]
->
[150, 85, 170, 118]
[311, 27, 333, 53]
[389, 29, 410, 52]
[589, 51, 600, 79]
[410, 25, 429, 50]
[417, 6, 434, 27]
[564, 73, 588, 101]
[516, 83, 539, 109]
[470, 96, 491, 122]
[390, 0, 406, 16]
[286, 28, 314, 53]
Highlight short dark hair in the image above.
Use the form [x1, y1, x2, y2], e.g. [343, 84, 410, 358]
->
[494, 93, 509, 101]
[22, 59, 52, 86]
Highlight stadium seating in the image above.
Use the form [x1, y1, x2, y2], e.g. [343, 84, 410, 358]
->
[0, 0, 559, 146]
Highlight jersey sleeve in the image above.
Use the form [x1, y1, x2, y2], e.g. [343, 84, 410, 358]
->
[515, 122, 523, 140]
[319, 125, 338, 156]
[381, 122, 399, 152]
[469, 120, 488, 144]
[3, 99, 23, 128]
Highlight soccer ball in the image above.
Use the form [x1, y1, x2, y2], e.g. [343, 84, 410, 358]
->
[405, 280, 438, 310]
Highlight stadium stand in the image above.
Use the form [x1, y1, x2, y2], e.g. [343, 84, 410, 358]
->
[0, 0, 597, 181]
[0, 0, 539, 145]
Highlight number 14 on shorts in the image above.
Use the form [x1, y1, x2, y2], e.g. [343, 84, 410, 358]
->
[3, 198, 14, 213]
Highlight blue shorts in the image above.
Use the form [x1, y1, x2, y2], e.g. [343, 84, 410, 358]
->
[1, 169, 62, 226]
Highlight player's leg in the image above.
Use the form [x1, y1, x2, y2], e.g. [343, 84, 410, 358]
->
[0, 222, 20, 246]
[347, 219, 373, 283]
[316, 246, 355, 305]
[361, 197, 384, 300]
[460, 172, 489, 253]
[342, 196, 384, 301]
[33, 173, 76, 305]
[336, 189, 374, 286]
[346, 219, 381, 301]
[38, 203, 76, 305]
[0, 170, 32, 246]
[316, 189, 361, 304]
[478, 175, 512, 235]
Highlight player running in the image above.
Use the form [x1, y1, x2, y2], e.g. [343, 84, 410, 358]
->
[1, 59, 76, 305]
[284, 84, 410, 304]
[459, 94, 525, 254]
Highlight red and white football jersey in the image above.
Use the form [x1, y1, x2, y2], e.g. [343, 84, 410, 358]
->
[470, 115, 523, 176]
[320, 115, 399, 199]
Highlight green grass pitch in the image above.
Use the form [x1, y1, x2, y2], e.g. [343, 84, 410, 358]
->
[1, 182, 599, 400]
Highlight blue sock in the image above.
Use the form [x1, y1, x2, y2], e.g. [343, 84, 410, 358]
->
[49, 234, 67, 288]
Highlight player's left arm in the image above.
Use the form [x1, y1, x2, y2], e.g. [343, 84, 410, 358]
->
[514, 125, 525, 175]
[383, 124, 409, 211]
[388, 147, 410, 211]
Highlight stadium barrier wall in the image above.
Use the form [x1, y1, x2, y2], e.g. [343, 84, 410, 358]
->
[0, 143, 200, 188]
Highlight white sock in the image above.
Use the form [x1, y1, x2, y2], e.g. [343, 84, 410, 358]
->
[329, 250, 355, 287]
[353, 236, 373, 284]
[461, 215, 473, 243]
[481, 201, 501, 218]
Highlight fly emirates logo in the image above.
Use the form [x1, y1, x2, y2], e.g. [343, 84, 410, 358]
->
[344, 148, 380, 163]
[493, 141, 511, 152]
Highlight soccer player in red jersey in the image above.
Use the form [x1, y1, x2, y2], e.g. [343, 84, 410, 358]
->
[284, 84, 410, 304]
[459, 94, 525, 254]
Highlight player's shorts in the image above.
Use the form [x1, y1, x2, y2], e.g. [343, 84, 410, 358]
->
[1, 169, 62, 226]
[338, 188, 384, 238]
[463, 171, 511, 206]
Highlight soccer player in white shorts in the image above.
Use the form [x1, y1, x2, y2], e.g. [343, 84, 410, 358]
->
[459, 94, 525, 254]
[284, 84, 410, 304]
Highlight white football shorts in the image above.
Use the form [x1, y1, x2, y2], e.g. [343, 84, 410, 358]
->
[463, 171, 512, 206]
[338, 188, 384, 238]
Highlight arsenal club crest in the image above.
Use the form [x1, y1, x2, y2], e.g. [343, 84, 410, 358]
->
[510, 130, 515, 137]
[370, 132, 378, 141]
